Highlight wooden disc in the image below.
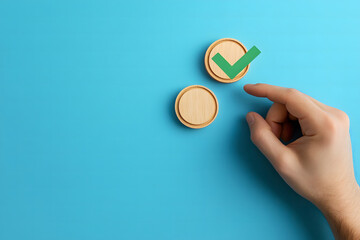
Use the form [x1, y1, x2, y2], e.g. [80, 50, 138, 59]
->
[175, 85, 218, 129]
[204, 38, 249, 83]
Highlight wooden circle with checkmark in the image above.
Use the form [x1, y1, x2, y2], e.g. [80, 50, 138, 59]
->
[205, 38, 249, 83]
[175, 85, 218, 129]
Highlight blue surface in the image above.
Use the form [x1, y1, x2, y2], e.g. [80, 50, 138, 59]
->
[1, 0, 359, 239]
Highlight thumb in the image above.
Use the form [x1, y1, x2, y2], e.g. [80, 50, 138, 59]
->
[246, 112, 290, 168]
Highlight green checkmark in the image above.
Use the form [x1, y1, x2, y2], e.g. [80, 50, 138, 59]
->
[212, 46, 261, 79]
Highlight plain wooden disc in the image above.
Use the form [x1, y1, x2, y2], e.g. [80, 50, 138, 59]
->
[175, 85, 218, 129]
[204, 38, 249, 83]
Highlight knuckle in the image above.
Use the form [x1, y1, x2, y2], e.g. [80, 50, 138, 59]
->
[321, 110, 350, 134]
[275, 151, 297, 178]
[287, 88, 301, 97]
[250, 129, 266, 144]
[285, 88, 302, 103]
[275, 157, 291, 176]
[322, 115, 337, 133]
[336, 110, 350, 126]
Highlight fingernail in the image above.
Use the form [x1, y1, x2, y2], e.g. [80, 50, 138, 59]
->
[246, 113, 255, 125]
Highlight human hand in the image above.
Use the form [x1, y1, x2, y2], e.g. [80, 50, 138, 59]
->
[244, 83, 360, 239]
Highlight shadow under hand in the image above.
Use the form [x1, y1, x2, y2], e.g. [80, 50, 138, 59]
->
[229, 90, 332, 240]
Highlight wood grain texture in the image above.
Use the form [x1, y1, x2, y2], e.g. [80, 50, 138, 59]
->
[205, 38, 249, 83]
[175, 85, 218, 129]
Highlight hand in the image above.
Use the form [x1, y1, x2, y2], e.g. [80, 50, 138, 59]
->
[244, 83, 360, 240]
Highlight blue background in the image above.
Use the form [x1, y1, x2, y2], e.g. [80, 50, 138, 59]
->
[1, 0, 359, 239]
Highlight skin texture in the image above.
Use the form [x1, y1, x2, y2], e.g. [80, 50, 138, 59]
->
[244, 83, 360, 240]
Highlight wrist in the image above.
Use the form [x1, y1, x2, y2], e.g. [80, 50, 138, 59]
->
[318, 183, 360, 215]
[318, 183, 360, 239]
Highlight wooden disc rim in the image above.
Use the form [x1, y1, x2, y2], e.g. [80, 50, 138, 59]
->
[204, 38, 249, 83]
[175, 85, 218, 129]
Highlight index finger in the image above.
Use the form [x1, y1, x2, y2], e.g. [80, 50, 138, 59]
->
[244, 84, 326, 134]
